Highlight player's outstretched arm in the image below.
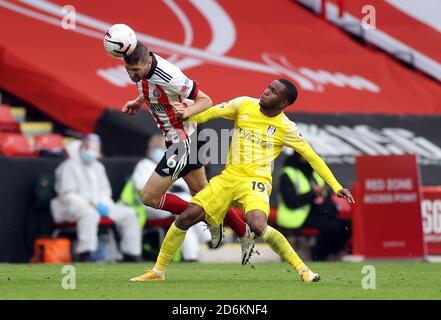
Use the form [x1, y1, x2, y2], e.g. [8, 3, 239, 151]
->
[284, 124, 354, 204]
[122, 95, 146, 115]
[173, 90, 212, 121]
[298, 143, 355, 204]
[184, 98, 241, 124]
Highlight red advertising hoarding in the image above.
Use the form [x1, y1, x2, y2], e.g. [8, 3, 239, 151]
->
[354, 154, 426, 259]
[422, 187, 441, 255]
[1, 0, 441, 133]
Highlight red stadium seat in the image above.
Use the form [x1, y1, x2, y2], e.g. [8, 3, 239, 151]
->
[52, 217, 115, 238]
[0, 105, 20, 133]
[269, 207, 319, 236]
[34, 133, 66, 157]
[295, 228, 319, 236]
[145, 216, 175, 228]
[34, 134, 64, 152]
[143, 217, 176, 249]
[0, 133, 35, 157]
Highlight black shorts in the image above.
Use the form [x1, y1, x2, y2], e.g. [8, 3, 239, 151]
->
[155, 137, 204, 181]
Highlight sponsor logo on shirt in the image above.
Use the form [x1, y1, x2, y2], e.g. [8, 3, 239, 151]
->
[236, 125, 274, 149]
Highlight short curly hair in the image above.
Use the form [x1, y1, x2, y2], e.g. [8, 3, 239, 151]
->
[278, 79, 298, 105]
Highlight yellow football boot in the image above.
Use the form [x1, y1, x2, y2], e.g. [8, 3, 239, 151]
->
[299, 267, 321, 282]
[130, 269, 165, 282]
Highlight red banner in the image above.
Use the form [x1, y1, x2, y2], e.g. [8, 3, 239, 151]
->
[354, 154, 426, 259]
[1, 0, 441, 132]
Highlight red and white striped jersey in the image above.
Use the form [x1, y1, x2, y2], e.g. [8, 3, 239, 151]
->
[136, 53, 199, 143]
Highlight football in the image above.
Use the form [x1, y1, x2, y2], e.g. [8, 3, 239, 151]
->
[103, 24, 137, 58]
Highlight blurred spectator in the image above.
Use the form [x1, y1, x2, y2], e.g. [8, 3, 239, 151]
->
[276, 151, 351, 261]
[50, 133, 141, 262]
[121, 134, 210, 262]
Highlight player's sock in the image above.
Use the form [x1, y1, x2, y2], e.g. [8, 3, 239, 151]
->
[261, 225, 306, 273]
[224, 208, 247, 237]
[158, 193, 188, 215]
[154, 222, 187, 273]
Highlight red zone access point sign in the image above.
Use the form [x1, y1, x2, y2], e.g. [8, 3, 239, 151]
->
[353, 154, 426, 259]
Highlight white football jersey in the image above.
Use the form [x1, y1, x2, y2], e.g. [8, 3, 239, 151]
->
[136, 53, 199, 143]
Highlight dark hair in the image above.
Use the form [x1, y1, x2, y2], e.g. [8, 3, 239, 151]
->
[124, 41, 149, 65]
[278, 79, 298, 105]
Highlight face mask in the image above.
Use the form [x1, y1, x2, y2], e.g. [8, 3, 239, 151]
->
[149, 148, 164, 163]
[80, 149, 98, 165]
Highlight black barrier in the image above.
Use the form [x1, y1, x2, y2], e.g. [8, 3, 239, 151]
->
[95, 109, 157, 157]
[0, 156, 140, 262]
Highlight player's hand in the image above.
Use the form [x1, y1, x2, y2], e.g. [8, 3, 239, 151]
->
[122, 99, 142, 115]
[337, 188, 355, 204]
[173, 102, 189, 121]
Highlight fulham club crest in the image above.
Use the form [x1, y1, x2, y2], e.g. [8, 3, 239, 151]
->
[266, 125, 276, 137]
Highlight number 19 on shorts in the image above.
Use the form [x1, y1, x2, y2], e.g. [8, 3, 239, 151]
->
[252, 181, 266, 192]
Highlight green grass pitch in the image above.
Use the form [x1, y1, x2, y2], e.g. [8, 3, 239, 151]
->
[1, 262, 440, 300]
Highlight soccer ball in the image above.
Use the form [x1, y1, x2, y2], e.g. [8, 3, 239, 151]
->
[103, 24, 137, 58]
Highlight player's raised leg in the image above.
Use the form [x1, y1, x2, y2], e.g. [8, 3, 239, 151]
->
[141, 171, 173, 208]
[181, 166, 207, 196]
[140, 171, 190, 214]
[130, 204, 206, 281]
[245, 210, 320, 282]
[141, 170, 223, 250]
